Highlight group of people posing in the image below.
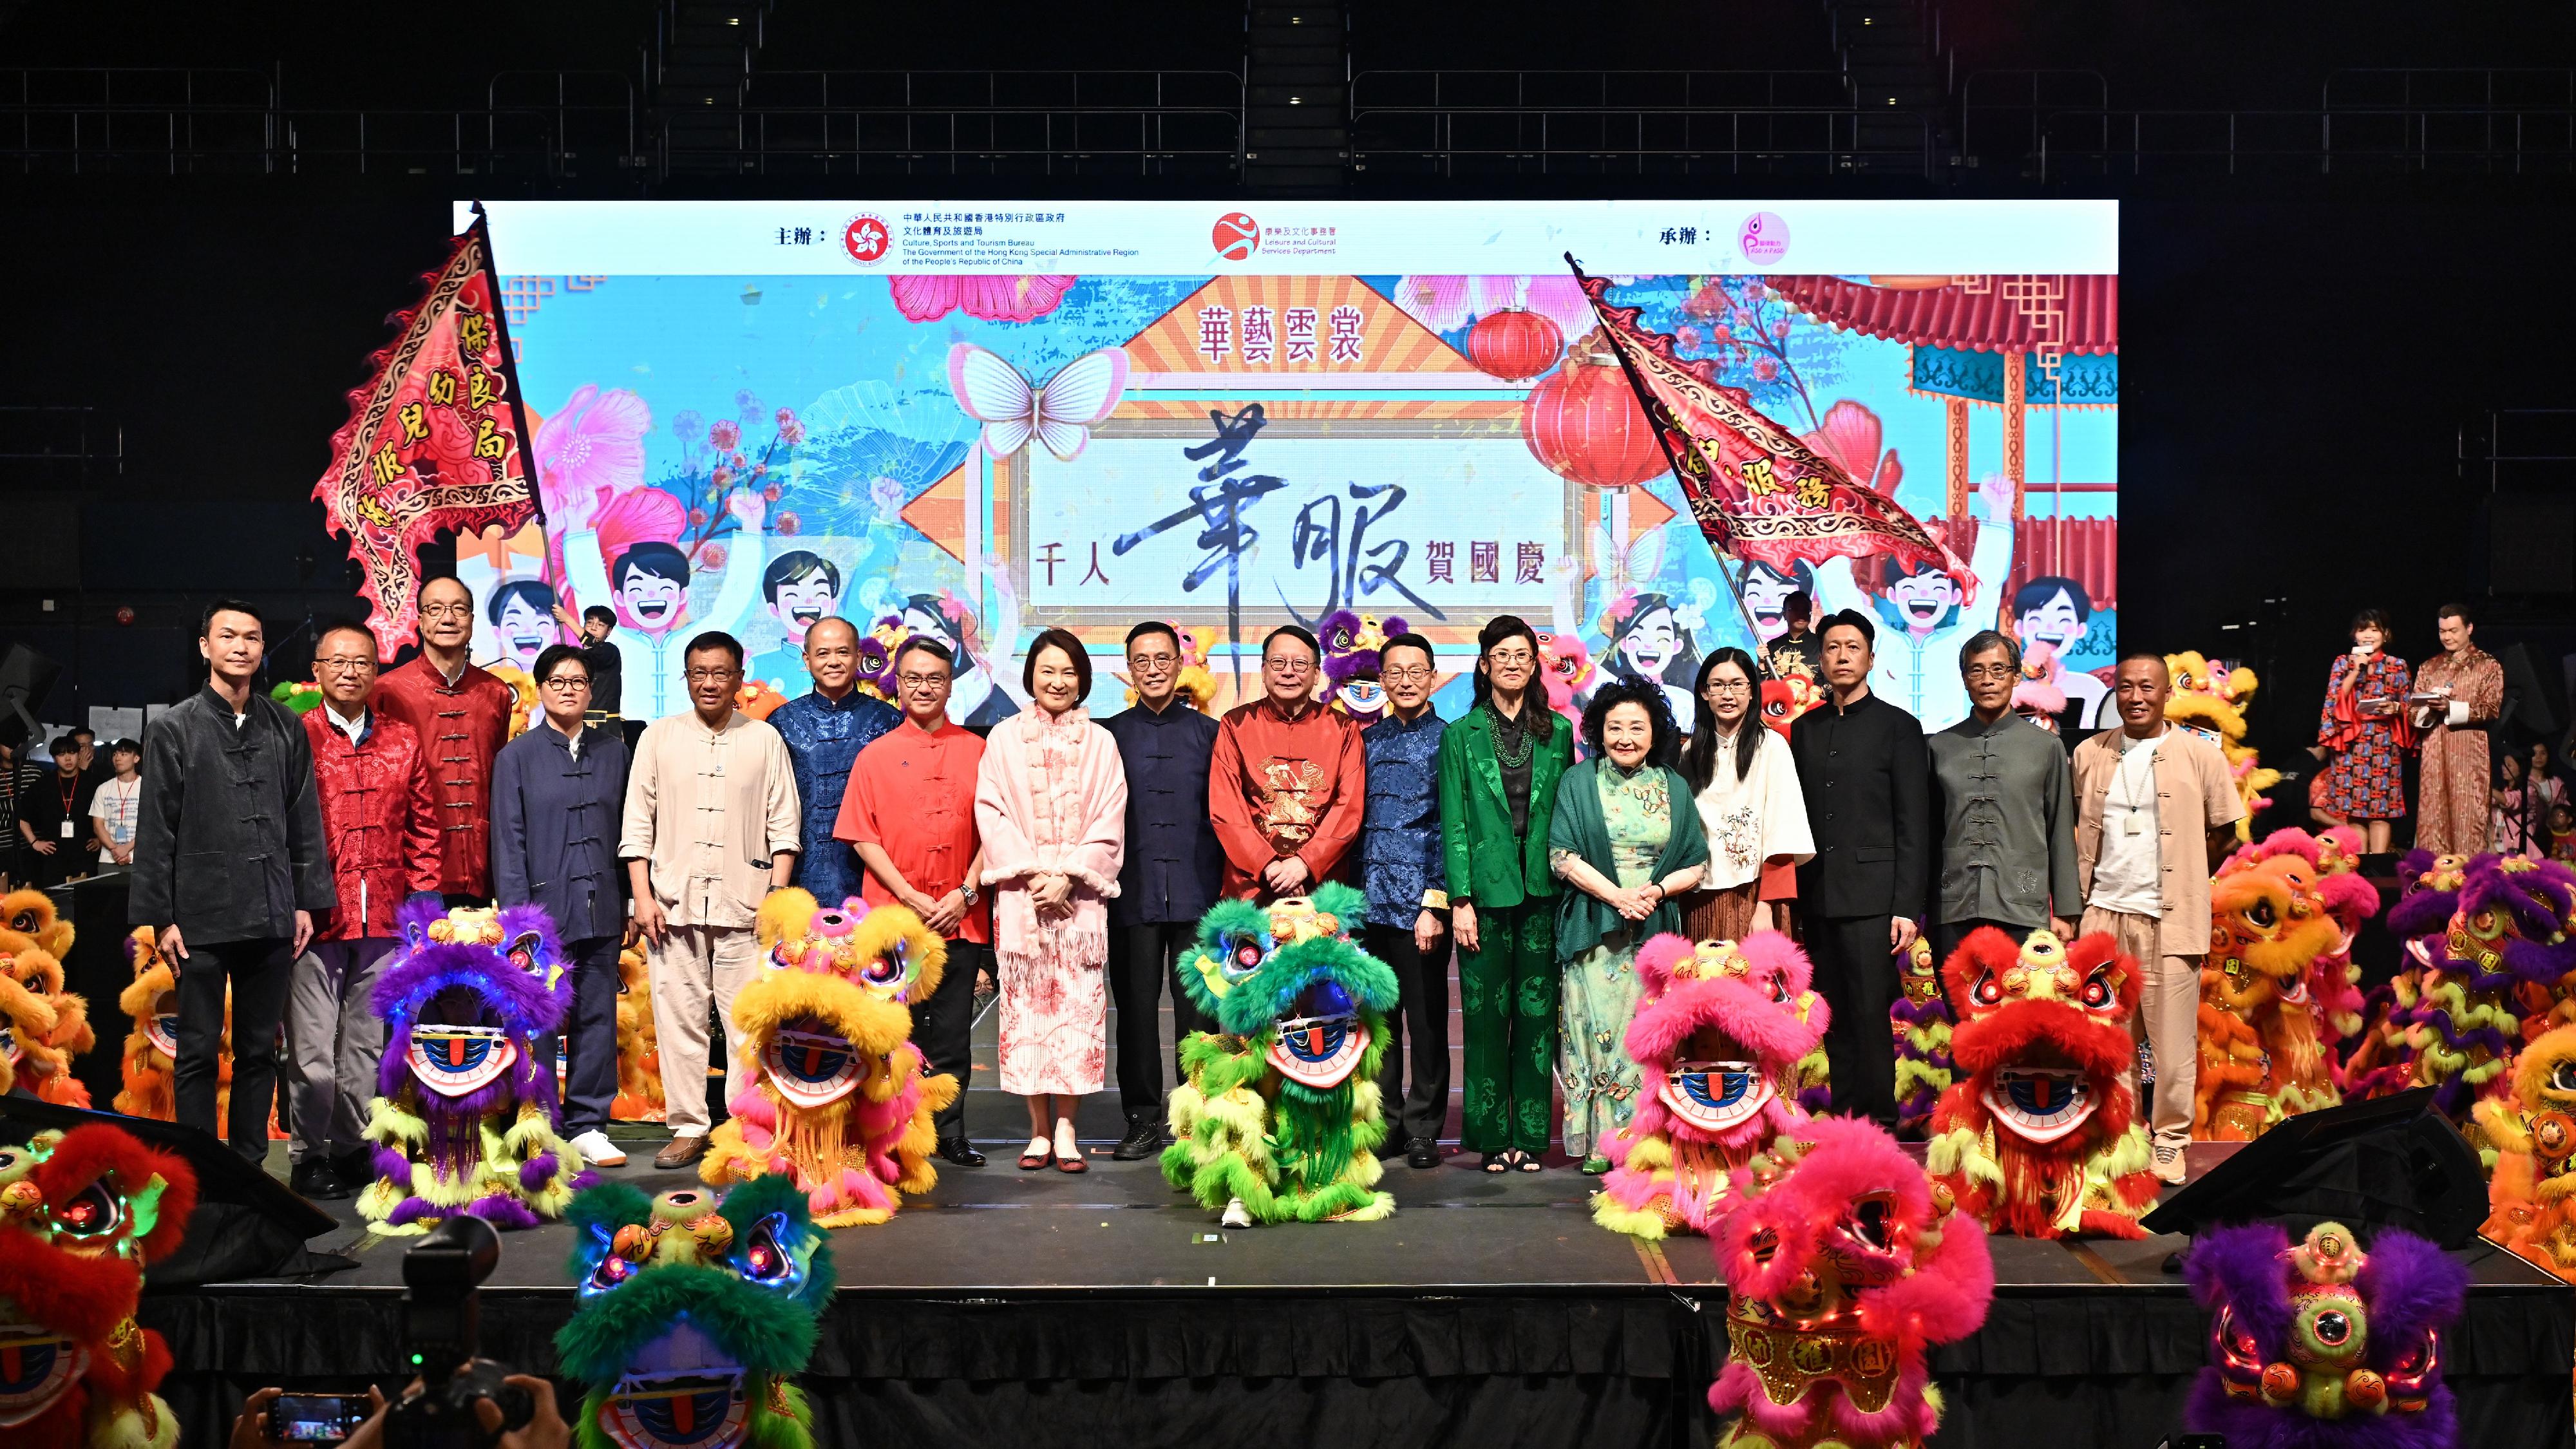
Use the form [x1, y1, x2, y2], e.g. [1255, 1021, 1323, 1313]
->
[122, 574, 2244, 1195]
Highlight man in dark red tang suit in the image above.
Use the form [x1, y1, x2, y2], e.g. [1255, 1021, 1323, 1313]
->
[371, 575, 514, 902]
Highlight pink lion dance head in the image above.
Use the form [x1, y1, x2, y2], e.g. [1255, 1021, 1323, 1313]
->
[1590, 932, 1828, 1240]
[1709, 1115, 1995, 1448]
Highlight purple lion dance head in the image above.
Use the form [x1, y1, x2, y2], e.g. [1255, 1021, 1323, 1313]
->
[2383, 851, 2576, 1117]
[355, 898, 594, 1235]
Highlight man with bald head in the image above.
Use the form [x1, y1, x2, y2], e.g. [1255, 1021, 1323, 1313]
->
[372, 576, 515, 902]
[769, 615, 900, 907]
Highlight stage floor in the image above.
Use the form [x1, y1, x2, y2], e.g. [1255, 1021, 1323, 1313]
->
[134, 996, 2576, 1448]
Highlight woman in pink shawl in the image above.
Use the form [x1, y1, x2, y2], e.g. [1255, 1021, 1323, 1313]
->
[974, 628, 1128, 1173]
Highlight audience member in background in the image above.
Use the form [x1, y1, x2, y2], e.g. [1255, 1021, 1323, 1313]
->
[2527, 740, 2566, 833]
[1439, 615, 1574, 1175]
[556, 601, 629, 739]
[2413, 600, 2505, 855]
[1209, 625, 1365, 900]
[2070, 649, 2244, 1185]
[1927, 630, 2079, 959]
[86, 737, 142, 872]
[1762, 589, 1823, 683]
[1358, 631, 1452, 1170]
[837, 636, 992, 1168]
[0, 738, 37, 889]
[2494, 753, 2534, 854]
[621, 631, 800, 1170]
[494, 643, 633, 1170]
[2547, 799, 2576, 863]
[1789, 610, 1931, 1129]
[974, 629, 1127, 1174]
[1678, 647, 1812, 942]
[131, 598, 334, 1162]
[70, 725, 102, 786]
[15, 732, 100, 887]
[2310, 607, 2410, 856]
[1099, 621, 1222, 1160]
[1548, 679, 1709, 1174]
[372, 576, 514, 903]
[289, 622, 440, 1199]
[769, 617, 898, 909]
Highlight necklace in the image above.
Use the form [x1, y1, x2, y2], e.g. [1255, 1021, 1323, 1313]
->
[1488, 701, 1533, 768]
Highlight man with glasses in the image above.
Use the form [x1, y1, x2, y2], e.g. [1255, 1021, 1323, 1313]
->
[1358, 632, 1451, 1170]
[372, 576, 514, 904]
[768, 617, 898, 911]
[495, 643, 634, 1170]
[835, 636, 992, 1167]
[1100, 621, 1223, 1160]
[1210, 625, 1366, 902]
[286, 621, 441, 1198]
[132, 599, 334, 1162]
[1926, 630, 2079, 965]
[620, 632, 802, 1170]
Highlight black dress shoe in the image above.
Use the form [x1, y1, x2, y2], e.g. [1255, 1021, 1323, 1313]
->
[1112, 1116, 1163, 1161]
[332, 1148, 377, 1186]
[936, 1137, 987, 1168]
[289, 1160, 352, 1201]
[1405, 1137, 1442, 1170]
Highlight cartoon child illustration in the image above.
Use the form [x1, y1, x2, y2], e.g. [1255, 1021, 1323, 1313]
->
[1737, 559, 1819, 647]
[2012, 574, 2110, 729]
[900, 591, 1021, 726]
[1812, 473, 2015, 731]
[1600, 590, 1701, 730]
[485, 579, 560, 677]
[748, 550, 843, 694]
[565, 488, 765, 721]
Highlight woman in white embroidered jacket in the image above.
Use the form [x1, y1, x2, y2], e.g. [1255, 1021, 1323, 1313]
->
[974, 628, 1128, 1174]
[1677, 647, 1815, 941]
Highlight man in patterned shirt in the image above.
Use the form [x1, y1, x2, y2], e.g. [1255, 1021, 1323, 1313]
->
[1208, 625, 1365, 902]
[768, 617, 898, 907]
[1358, 632, 1450, 1170]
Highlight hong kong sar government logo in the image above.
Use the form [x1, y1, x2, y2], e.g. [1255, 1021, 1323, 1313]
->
[843, 214, 892, 265]
[1211, 212, 1262, 261]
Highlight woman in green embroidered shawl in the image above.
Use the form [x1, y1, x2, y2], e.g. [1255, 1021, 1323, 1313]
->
[1548, 677, 1709, 1173]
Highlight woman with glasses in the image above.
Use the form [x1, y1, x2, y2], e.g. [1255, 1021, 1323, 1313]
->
[1548, 678, 1709, 1175]
[1437, 615, 1577, 1173]
[1677, 648, 1812, 943]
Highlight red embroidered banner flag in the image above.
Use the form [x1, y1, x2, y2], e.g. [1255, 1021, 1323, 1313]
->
[1567, 257, 1958, 580]
[315, 206, 542, 656]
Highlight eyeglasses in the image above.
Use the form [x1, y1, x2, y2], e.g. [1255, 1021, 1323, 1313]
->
[1381, 666, 1434, 683]
[1485, 649, 1535, 666]
[1264, 657, 1316, 675]
[1128, 652, 1177, 668]
[896, 672, 949, 688]
[685, 667, 740, 683]
[419, 603, 471, 620]
[542, 676, 591, 692]
[314, 656, 376, 673]
[1703, 681, 1752, 695]
[1962, 664, 2018, 681]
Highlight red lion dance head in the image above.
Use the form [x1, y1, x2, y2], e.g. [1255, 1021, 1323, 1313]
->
[1590, 932, 1829, 1239]
[0, 1124, 198, 1449]
[1926, 927, 2160, 1239]
[1708, 1115, 1994, 1448]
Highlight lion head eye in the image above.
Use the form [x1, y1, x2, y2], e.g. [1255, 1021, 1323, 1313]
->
[2080, 969, 2115, 1010]
[1971, 971, 2003, 1007]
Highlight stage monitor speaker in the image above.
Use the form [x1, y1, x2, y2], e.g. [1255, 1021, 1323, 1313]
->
[0, 642, 62, 750]
[2138, 1088, 2484, 1247]
[2496, 640, 2569, 739]
[0, 1096, 351, 1285]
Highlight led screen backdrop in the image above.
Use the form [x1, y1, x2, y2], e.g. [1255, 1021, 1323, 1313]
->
[461, 199, 2116, 732]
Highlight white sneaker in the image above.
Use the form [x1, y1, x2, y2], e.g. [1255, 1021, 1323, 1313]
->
[573, 1130, 627, 1168]
[2152, 1141, 2186, 1186]
[1220, 1198, 1253, 1229]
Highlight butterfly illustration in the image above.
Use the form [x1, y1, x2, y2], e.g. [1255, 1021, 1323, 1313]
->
[947, 343, 1130, 462]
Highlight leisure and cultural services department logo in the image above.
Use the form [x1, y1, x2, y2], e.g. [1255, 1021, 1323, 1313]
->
[1212, 212, 1262, 261]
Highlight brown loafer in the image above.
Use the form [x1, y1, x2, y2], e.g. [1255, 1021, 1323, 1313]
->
[1055, 1150, 1088, 1173]
[653, 1135, 708, 1170]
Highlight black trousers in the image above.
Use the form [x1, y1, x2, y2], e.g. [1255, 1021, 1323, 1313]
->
[1808, 913, 1901, 1127]
[1364, 922, 1452, 1144]
[538, 935, 623, 1137]
[1110, 923, 1214, 1117]
[1933, 916, 2040, 963]
[913, 938, 987, 1142]
[175, 935, 298, 1161]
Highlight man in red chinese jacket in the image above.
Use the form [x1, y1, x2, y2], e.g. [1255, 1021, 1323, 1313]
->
[294, 621, 442, 1198]
[372, 576, 514, 902]
[1209, 625, 1366, 901]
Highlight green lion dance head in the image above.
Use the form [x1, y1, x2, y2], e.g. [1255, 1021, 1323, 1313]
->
[554, 1176, 835, 1449]
[1178, 883, 1398, 1082]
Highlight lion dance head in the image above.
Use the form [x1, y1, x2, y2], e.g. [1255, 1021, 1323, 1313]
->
[358, 900, 586, 1235]
[2380, 851, 2576, 1120]
[556, 1175, 834, 1449]
[0, 890, 91, 1106]
[1926, 927, 2159, 1238]
[2198, 846, 2347, 1139]
[700, 889, 956, 1228]
[1591, 931, 1829, 1239]
[1707, 1116, 1994, 1449]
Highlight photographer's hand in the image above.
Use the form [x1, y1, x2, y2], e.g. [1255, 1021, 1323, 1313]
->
[476, 1376, 569, 1449]
[234, 1386, 387, 1449]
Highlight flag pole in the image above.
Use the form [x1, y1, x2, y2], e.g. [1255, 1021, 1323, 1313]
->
[1566, 254, 1772, 663]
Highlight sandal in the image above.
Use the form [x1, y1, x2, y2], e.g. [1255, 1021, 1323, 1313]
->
[1481, 1153, 1507, 1173]
[1515, 1151, 1544, 1173]
[1580, 1154, 1611, 1176]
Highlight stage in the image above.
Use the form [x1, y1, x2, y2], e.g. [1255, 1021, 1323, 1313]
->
[128, 989, 2576, 1449]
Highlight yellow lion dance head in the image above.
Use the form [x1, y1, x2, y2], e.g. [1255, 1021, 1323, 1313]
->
[0, 889, 90, 1105]
[2164, 650, 2279, 840]
[700, 889, 960, 1227]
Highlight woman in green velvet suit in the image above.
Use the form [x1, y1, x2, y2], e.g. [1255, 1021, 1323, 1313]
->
[1437, 616, 1576, 1172]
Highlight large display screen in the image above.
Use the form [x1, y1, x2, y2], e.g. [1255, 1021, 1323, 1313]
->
[464, 199, 2117, 732]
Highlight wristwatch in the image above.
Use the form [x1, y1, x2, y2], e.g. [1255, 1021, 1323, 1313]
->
[960, 884, 980, 905]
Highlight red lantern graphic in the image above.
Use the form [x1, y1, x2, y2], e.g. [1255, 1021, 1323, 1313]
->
[1466, 308, 1564, 381]
[1520, 338, 1667, 489]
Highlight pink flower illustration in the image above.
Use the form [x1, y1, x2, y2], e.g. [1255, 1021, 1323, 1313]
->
[1519, 273, 1596, 339]
[1754, 358, 1780, 381]
[1676, 325, 1703, 352]
[889, 274, 1077, 323]
[533, 384, 651, 532]
[709, 419, 741, 451]
[699, 543, 728, 571]
[775, 511, 802, 536]
[1392, 275, 1473, 332]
